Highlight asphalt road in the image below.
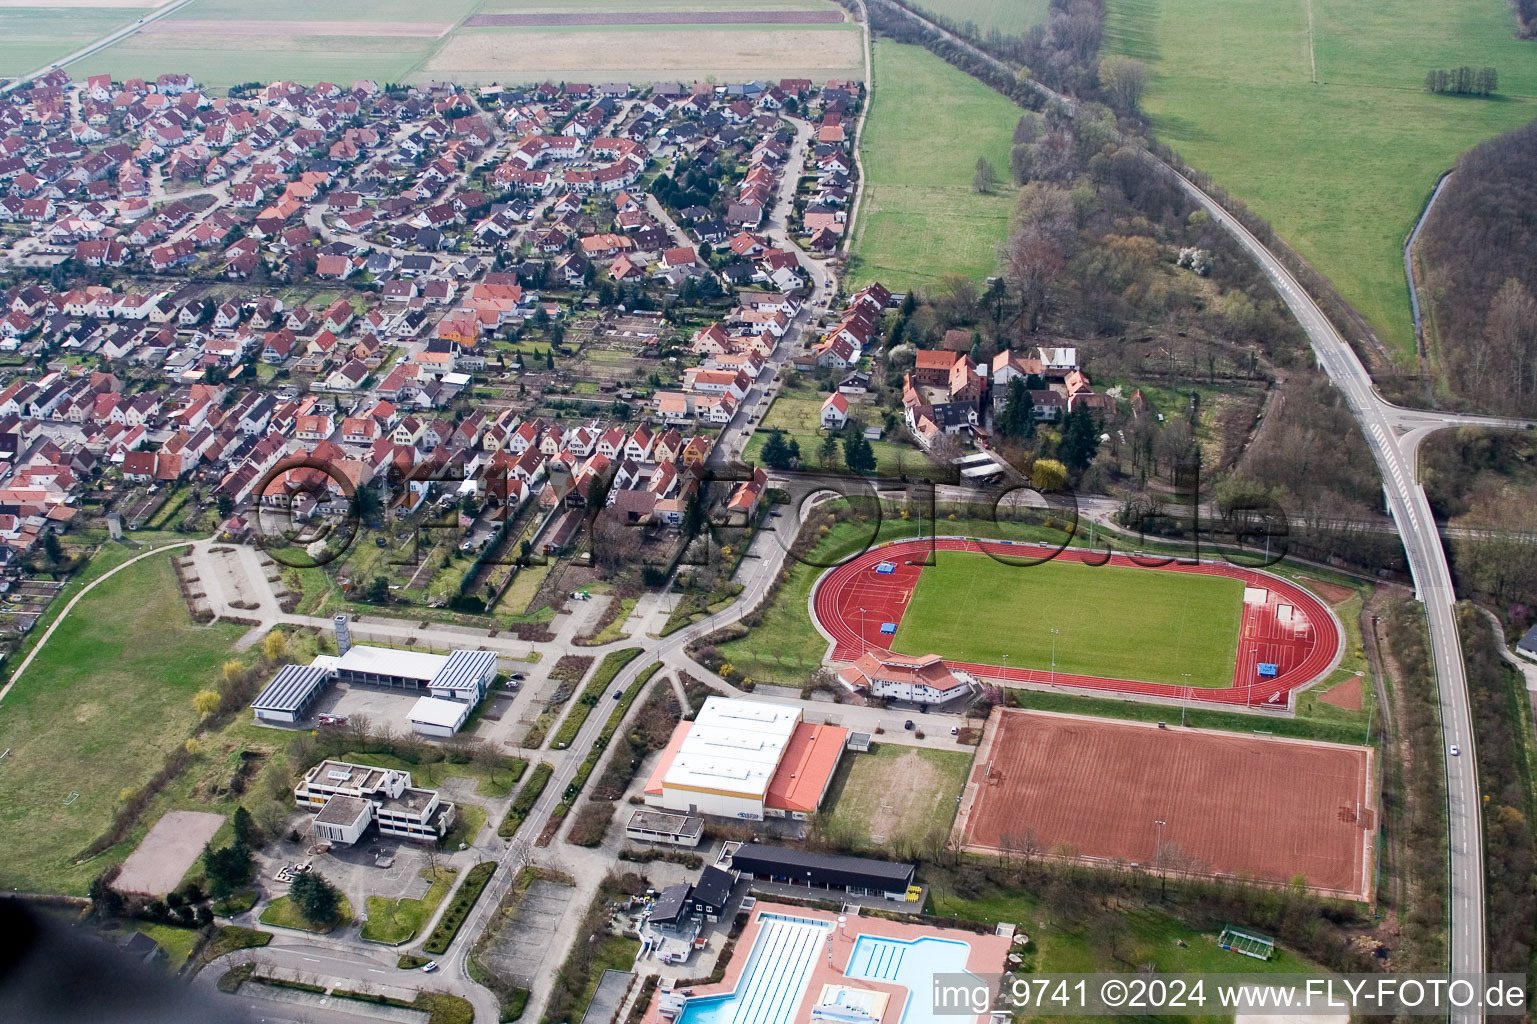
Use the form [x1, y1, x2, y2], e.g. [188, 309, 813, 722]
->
[875, 0, 1510, 1001]
[0, 0, 201, 94]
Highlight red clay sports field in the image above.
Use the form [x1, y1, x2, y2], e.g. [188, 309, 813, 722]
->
[811, 538, 1342, 708]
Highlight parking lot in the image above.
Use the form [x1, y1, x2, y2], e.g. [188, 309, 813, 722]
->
[480, 879, 577, 986]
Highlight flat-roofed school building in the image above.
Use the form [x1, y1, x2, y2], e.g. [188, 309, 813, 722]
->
[295, 759, 456, 845]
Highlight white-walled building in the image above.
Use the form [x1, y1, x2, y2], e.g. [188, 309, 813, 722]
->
[643, 697, 846, 821]
[836, 652, 976, 706]
[295, 760, 456, 845]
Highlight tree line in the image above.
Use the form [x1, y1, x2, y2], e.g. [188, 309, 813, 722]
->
[1423, 66, 1498, 95]
[1419, 117, 1537, 416]
[1456, 604, 1537, 980]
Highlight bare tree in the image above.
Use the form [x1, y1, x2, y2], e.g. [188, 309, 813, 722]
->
[1098, 56, 1149, 114]
[972, 156, 998, 194]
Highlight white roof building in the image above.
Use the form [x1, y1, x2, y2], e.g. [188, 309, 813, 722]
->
[409, 695, 474, 738]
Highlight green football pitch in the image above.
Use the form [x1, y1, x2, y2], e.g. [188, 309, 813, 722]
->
[888, 551, 1243, 687]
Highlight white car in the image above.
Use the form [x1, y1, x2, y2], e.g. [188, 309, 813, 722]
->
[1449, 745, 1460, 757]
[421, 961, 439, 973]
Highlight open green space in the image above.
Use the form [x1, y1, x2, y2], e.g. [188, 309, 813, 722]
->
[712, 513, 1075, 684]
[742, 386, 932, 478]
[478, 0, 837, 11]
[339, 750, 527, 800]
[260, 893, 355, 933]
[563, 935, 642, 1024]
[0, 551, 245, 895]
[1107, 0, 1537, 358]
[849, 40, 1023, 290]
[71, 0, 482, 89]
[909, 0, 1052, 34]
[362, 867, 457, 944]
[0, 8, 151, 78]
[927, 875, 1327, 984]
[891, 549, 1243, 686]
[822, 742, 972, 850]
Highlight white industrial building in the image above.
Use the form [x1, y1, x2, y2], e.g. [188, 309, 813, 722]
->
[250, 641, 498, 737]
[251, 664, 332, 723]
[409, 695, 474, 738]
[643, 697, 846, 821]
[295, 760, 456, 845]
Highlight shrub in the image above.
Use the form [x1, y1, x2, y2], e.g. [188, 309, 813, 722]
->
[421, 861, 496, 955]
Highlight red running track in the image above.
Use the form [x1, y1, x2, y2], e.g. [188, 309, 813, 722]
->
[811, 538, 1341, 708]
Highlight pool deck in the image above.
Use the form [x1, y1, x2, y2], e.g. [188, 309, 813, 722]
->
[645, 903, 1011, 1024]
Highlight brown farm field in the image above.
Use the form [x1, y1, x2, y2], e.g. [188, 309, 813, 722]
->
[955, 709, 1376, 898]
[422, 25, 864, 84]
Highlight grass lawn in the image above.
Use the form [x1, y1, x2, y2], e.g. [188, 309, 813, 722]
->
[72, 0, 483, 89]
[115, 922, 201, 970]
[571, 936, 642, 1022]
[497, 561, 552, 616]
[927, 877, 1325, 983]
[362, 867, 457, 944]
[715, 515, 1073, 684]
[742, 387, 931, 478]
[260, 893, 355, 933]
[1107, 0, 1537, 359]
[908, 0, 1051, 33]
[339, 750, 528, 800]
[890, 550, 1244, 686]
[442, 801, 488, 850]
[823, 743, 972, 849]
[550, 647, 643, 749]
[849, 40, 1023, 290]
[0, 552, 245, 895]
[0, 8, 151, 77]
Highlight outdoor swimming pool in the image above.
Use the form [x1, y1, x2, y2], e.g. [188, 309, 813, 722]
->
[844, 935, 976, 1024]
[675, 914, 830, 1024]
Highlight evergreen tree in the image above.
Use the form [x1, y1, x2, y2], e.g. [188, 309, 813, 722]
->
[1059, 406, 1101, 473]
[760, 429, 791, 470]
[289, 869, 341, 925]
[818, 432, 840, 468]
[843, 433, 878, 474]
[232, 805, 260, 848]
[999, 378, 1036, 438]
[201, 840, 253, 899]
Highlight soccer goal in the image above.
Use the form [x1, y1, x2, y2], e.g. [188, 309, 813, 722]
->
[1218, 926, 1276, 960]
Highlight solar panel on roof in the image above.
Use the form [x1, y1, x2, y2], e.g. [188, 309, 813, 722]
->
[251, 663, 332, 713]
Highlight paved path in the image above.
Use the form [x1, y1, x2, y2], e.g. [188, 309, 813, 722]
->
[0, 540, 192, 703]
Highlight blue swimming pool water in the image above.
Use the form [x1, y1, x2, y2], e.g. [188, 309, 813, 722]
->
[844, 936, 976, 1024]
[675, 914, 830, 1024]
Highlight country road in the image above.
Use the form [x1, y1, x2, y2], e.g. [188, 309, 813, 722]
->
[865, 0, 1511, 1006]
[0, 0, 201, 95]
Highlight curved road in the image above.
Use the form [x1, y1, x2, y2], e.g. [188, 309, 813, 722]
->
[872, 0, 1507, 998]
[0, 540, 193, 701]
